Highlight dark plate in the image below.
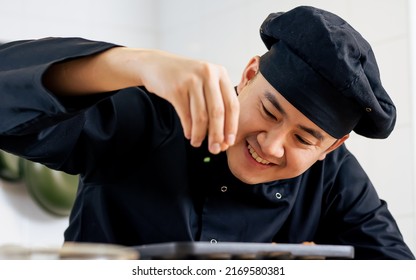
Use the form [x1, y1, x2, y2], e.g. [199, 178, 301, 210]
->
[133, 241, 354, 260]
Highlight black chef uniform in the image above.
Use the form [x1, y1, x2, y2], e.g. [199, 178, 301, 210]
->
[0, 5, 415, 259]
[0, 37, 414, 260]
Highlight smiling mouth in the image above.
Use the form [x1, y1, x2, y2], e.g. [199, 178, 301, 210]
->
[247, 144, 271, 165]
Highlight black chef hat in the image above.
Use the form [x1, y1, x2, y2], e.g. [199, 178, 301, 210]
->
[259, 6, 396, 139]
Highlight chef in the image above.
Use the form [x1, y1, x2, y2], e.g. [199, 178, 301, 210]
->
[0, 6, 414, 259]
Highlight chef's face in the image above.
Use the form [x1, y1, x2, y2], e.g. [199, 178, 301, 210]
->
[226, 56, 348, 184]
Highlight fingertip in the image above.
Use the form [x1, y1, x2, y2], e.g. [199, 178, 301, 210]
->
[226, 134, 235, 146]
[209, 143, 221, 154]
[183, 130, 191, 140]
[191, 139, 202, 147]
[220, 143, 229, 151]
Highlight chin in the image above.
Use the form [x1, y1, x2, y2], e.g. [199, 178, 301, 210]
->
[226, 156, 263, 184]
[226, 145, 270, 184]
[230, 168, 260, 184]
[227, 156, 301, 184]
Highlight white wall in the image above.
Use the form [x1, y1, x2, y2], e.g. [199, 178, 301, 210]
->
[0, 0, 158, 47]
[0, 0, 159, 247]
[1, 0, 415, 255]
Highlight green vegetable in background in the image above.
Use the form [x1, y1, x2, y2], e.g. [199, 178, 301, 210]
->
[0, 150, 23, 181]
[0, 150, 78, 216]
[23, 160, 78, 216]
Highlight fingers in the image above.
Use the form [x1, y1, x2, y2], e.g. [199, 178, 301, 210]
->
[202, 66, 239, 154]
[189, 83, 209, 147]
[187, 65, 237, 154]
[219, 70, 239, 147]
[203, 76, 226, 154]
[174, 95, 192, 141]
[141, 51, 239, 154]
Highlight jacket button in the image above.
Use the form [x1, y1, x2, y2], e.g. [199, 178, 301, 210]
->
[220, 186, 228, 192]
[275, 192, 282, 199]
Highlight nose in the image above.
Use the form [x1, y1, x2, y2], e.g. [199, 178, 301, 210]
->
[257, 130, 285, 159]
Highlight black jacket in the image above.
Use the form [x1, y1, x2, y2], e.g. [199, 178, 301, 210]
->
[0, 37, 414, 259]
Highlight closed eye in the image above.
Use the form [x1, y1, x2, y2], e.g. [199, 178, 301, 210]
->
[262, 103, 277, 120]
[295, 134, 313, 146]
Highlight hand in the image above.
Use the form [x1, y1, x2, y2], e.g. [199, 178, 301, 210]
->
[137, 50, 240, 154]
[43, 46, 239, 154]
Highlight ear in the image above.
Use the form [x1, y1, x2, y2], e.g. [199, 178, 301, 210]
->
[236, 56, 261, 94]
[318, 134, 350, 161]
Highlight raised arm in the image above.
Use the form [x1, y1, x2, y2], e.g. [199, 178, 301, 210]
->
[43, 46, 239, 154]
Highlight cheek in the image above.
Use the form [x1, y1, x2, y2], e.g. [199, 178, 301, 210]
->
[286, 150, 320, 175]
[235, 111, 255, 142]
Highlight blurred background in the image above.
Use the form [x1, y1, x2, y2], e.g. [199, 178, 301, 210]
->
[0, 0, 415, 255]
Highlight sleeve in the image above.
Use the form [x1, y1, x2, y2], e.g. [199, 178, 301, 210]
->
[0, 37, 121, 172]
[317, 146, 415, 259]
[0, 37, 119, 134]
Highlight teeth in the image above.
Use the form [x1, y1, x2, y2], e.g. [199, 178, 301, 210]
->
[248, 144, 270, 165]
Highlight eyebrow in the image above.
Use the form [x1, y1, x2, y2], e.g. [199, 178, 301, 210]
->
[298, 125, 324, 141]
[264, 91, 324, 142]
[265, 91, 287, 117]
